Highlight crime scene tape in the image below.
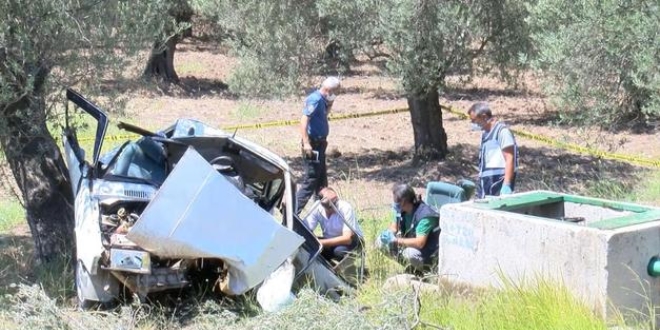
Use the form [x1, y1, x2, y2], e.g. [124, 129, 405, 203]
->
[75, 108, 410, 142]
[71, 104, 660, 168]
[220, 107, 410, 131]
[439, 105, 660, 169]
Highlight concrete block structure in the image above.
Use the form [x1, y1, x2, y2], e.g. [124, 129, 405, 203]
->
[438, 191, 660, 319]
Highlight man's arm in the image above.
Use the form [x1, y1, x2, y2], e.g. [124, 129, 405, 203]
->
[319, 229, 352, 247]
[498, 128, 516, 187]
[388, 221, 398, 234]
[321, 204, 358, 247]
[502, 146, 515, 186]
[300, 114, 311, 145]
[393, 217, 435, 250]
[303, 212, 318, 233]
[394, 235, 427, 250]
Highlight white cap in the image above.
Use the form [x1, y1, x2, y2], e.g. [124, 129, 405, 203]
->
[321, 76, 341, 90]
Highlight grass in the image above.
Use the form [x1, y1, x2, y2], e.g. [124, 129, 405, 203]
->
[0, 199, 24, 232]
[176, 60, 207, 76]
[233, 102, 265, 121]
[634, 170, 660, 205]
[0, 140, 658, 328]
[419, 278, 610, 330]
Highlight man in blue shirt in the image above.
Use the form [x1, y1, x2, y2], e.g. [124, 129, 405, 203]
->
[468, 102, 519, 198]
[295, 77, 341, 215]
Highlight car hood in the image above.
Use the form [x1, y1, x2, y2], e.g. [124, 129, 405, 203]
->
[127, 147, 304, 295]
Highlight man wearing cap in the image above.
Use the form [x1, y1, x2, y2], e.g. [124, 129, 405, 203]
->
[467, 102, 519, 197]
[295, 77, 341, 215]
[303, 187, 363, 261]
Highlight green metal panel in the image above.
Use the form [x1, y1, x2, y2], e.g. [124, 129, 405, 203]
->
[469, 191, 660, 230]
[589, 209, 660, 230]
[562, 195, 652, 213]
[471, 191, 563, 210]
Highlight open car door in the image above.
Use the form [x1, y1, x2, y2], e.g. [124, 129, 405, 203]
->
[62, 88, 109, 196]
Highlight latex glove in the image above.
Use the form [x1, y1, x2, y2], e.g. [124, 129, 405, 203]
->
[379, 230, 395, 245]
[500, 184, 513, 195]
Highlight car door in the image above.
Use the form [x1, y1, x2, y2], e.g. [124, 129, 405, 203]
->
[62, 88, 109, 197]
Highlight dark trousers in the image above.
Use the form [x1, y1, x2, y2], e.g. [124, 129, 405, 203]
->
[320, 235, 359, 261]
[478, 173, 516, 198]
[295, 138, 328, 215]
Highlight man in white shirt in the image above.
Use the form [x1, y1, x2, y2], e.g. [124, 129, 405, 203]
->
[303, 187, 363, 261]
[468, 102, 519, 198]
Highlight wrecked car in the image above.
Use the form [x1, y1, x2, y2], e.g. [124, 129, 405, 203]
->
[62, 89, 356, 309]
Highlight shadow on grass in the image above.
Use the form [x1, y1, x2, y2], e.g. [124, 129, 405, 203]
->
[0, 234, 33, 295]
[0, 234, 74, 303]
[97, 77, 232, 100]
[285, 143, 644, 198]
[442, 85, 543, 102]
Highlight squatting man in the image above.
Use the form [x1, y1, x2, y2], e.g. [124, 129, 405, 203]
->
[377, 183, 439, 273]
[303, 187, 364, 262]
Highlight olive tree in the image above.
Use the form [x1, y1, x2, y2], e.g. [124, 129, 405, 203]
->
[143, 0, 194, 82]
[527, 0, 660, 128]
[0, 0, 166, 262]
[200, 0, 531, 159]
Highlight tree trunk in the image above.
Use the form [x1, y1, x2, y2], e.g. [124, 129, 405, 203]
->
[407, 89, 448, 160]
[142, 0, 193, 82]
[0, 92, 75, 263]
[143, 36, 180, 82]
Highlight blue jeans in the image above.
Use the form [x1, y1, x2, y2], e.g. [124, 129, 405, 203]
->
[478, 173, 517, 198]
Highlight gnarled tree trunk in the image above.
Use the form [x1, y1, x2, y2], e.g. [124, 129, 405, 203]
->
[407, 88, 448, 160]
[142, 0, 194, 82]
[0, 73, 75, 262]
[143, 36, 180, 82]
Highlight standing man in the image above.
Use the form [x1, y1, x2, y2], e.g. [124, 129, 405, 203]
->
[295, 77, 341, 215]
[467, 102, 519, 198]
[303, 187, 363, 262]
[377, 183, 439, 273]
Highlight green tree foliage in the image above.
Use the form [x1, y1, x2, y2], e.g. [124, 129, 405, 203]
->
[193, 0, 327, 96]
[0, 0, 166, 261]
[528, 0, 660, 127]
[199, 0, 532, 158]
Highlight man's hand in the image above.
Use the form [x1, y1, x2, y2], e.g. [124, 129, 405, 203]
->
[303, 142, 313, 158]
[379, 230, 395, 245]
[501, 184, 512, 195]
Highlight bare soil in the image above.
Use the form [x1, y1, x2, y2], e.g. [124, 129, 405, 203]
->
[112, 39, 654, 216]
[2, 38, 657, 228]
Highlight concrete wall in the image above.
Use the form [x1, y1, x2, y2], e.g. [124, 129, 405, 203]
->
[438, 193, 660, 319]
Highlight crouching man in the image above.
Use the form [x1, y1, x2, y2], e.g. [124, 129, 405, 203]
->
[303, 187, 363, 262]
[377, 183, 439, 273]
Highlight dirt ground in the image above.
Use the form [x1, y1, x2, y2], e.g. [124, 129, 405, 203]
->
[2, 38, 657, 223]
[101, 39, 651, 217]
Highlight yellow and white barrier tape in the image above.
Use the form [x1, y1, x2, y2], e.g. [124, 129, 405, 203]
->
[71, 105, 660, 168]
[439, 105, 660, 168]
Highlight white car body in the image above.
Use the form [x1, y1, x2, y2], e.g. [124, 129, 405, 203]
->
[62, 89, 352, 308]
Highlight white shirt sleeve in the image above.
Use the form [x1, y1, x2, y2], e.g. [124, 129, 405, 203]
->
[303, 210, 319, 232]
[339, 201, 362, 237]
[498, 127, 515, 149]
